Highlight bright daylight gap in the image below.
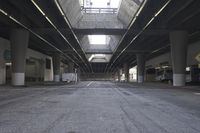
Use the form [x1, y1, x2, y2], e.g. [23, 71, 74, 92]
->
[88, 35, 107, 45]
[83, 0, 121, 8]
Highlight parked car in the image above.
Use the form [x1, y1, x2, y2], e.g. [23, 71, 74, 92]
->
[156, 68, 173, 81]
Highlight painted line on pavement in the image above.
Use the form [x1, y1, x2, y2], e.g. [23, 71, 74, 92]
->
[87, 81, 93, 87]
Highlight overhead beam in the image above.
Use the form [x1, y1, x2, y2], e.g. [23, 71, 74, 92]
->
[73, 28, 127, 35]
[85, 51, 113, 54]
[30, 28, 174, 36]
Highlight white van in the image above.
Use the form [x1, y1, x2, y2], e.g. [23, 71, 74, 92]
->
[156, 68, 173, 81]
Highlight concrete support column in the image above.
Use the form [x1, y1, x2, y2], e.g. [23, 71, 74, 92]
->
[117, 68, 121, 82]
[77, 68, 81, 82]
[123, 63, 129, 82]
[136, 53, 145, 83]
[10, 29, 29, 86]
[64, 64, 68, 73]
[170, 31, 188, 86]
[53, 53, 61, 82]
[68, 62, 74, 73]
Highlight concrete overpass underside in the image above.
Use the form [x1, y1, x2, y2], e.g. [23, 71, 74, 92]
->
[0, 0, 199, 83]
[0, 0, 200, 132]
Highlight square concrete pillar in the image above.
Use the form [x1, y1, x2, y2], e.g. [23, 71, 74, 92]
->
[10, 29, 29, 86]
[136, 53, 145, 83]
[123, 63, 129, 82]
[170, 31, 188, 86]
[53, 53, 61, 82]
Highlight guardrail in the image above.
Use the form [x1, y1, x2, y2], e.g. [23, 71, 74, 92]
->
[81, 7, 118, 14]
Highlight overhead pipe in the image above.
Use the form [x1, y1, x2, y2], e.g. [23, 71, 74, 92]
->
[104, 0, 147, 73]
[0, 8, 88, 72]
[111, 0, 196, 73]
[31, 0, 92, 72]
[107, 0, 172, 72]
[54, 0, 94, 73]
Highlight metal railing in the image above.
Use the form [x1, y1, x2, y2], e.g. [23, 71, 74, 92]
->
[81, 7, 118, 14]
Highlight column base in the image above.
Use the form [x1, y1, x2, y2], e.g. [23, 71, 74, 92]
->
[54, 75, 60, 82]
[138, 76, 144, 83]
[118, 77, 120, 82]
[173, 74, 185, 86]
[12, 73, 25, 86]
